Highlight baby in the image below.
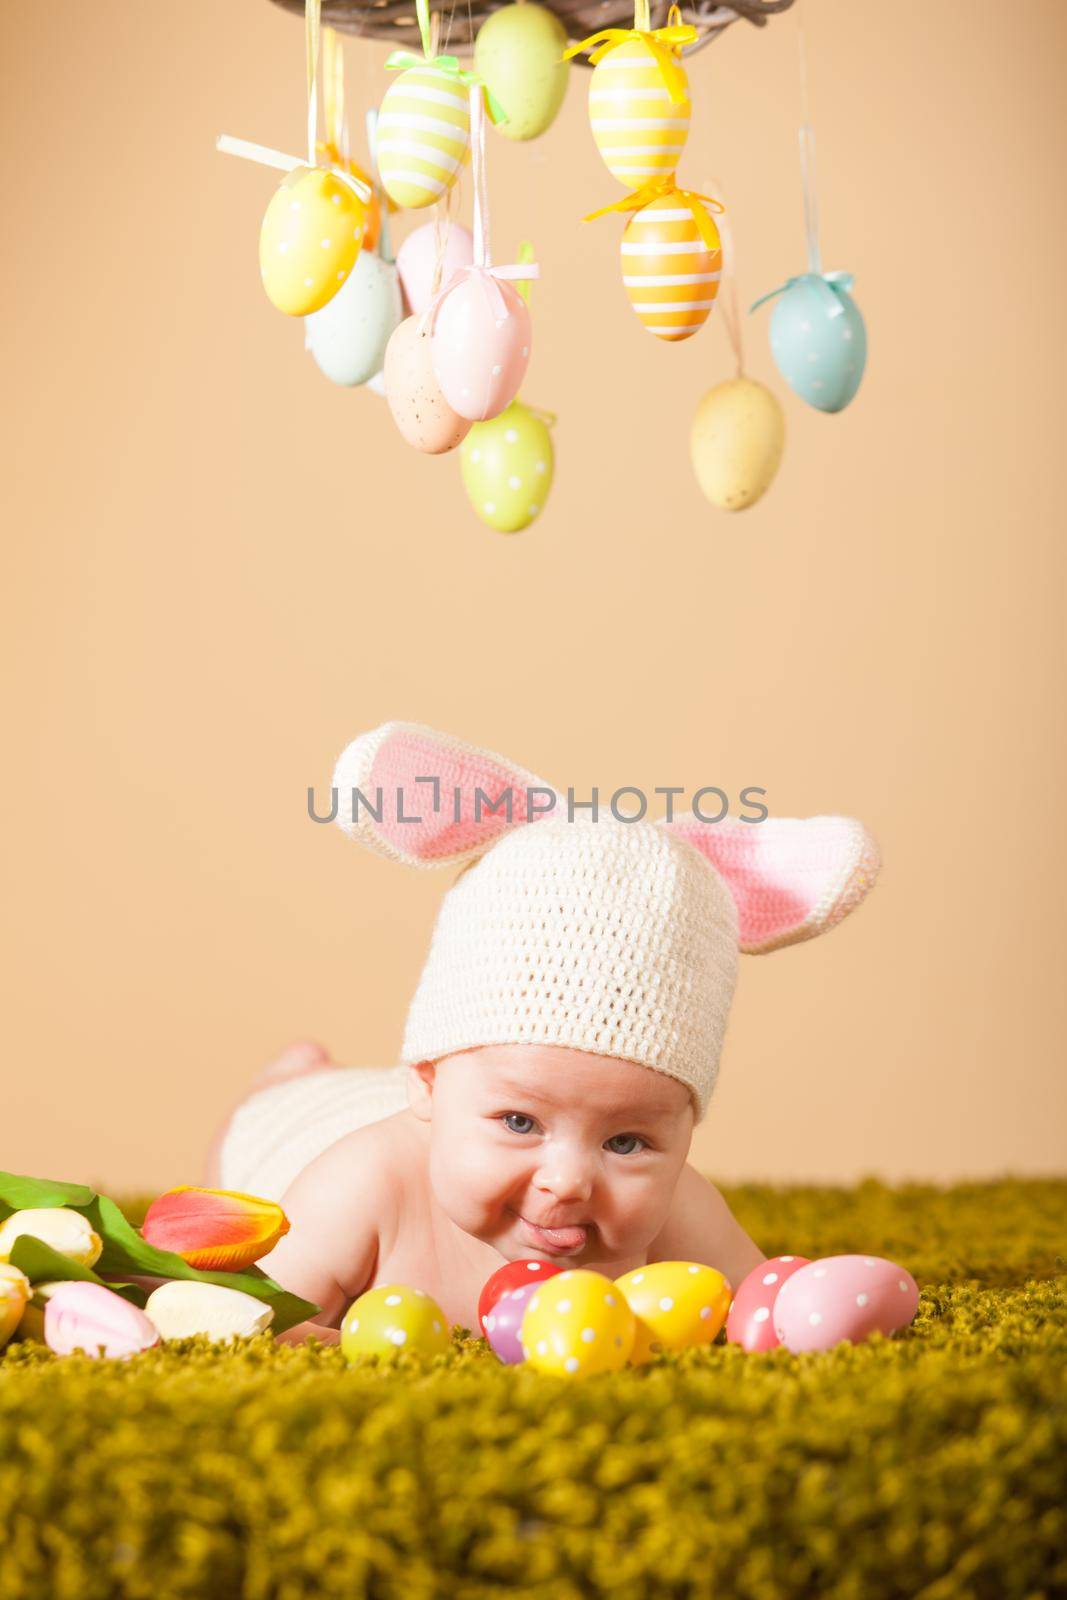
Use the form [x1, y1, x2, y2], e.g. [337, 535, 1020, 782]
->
[206, 721, 879, 1343]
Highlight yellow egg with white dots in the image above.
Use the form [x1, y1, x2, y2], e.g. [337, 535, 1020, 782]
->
[615, 1261, 732, 1364]
[340, 1284, 450, 1363]
[259, 166, 366, 317]
[520, 1269, 636, 1376]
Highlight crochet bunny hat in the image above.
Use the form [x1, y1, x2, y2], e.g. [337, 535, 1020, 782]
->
[332, 721, 880, 1119]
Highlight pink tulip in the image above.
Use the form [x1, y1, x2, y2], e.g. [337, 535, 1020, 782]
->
[44, 1281, 160, 1359]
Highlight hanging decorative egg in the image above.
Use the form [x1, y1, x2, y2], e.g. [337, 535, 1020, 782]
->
[621, 192, 721, 341]
[754, 272, 867, 413]
[588, 38, 691, 190]
[319, 143, 383, 252]
[474, 3, 570, 142]
[259, 165, 366, 317]
[384, 315, 472, 453]
[460, 400, 554, 533]
[396, 222, 475, 317]
[306, 249, 404, 387]
[689, 377, 785, 512]
[377, 65, 471, 210]
[430, 273, 531, 422]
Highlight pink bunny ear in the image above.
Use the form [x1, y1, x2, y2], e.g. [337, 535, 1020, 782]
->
[661, 814, 880, 954]
[332, 721, 558, 868]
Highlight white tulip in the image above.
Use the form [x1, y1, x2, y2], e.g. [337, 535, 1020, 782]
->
[14, 1279, 66, 1343]
[144, 1280, 274, 1342]
[0, 1262, 31, 1348]
[0, 1208, 102, 1269]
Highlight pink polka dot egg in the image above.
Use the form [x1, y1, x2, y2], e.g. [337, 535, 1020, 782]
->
[726, 1255, 811, 1352]
[430, 270, 531, 422]
[772, 1255, 920, 1354]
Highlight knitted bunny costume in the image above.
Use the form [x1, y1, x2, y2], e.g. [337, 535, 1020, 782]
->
[219, 721, 879, 1199]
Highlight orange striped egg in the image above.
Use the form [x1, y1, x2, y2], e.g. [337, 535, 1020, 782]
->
[588, 39, 691, 189]
[377, 65, 470, 210]
[620, 194, 722, 341]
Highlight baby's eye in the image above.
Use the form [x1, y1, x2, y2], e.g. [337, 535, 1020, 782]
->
[604, 1134, 645, 1156]
[502, 1113, 537, 1135]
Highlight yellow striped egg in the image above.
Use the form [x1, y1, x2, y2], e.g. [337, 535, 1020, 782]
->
[620, 194, 721, 341]
[588, 39, 690, 189]
[377, 65, 471, 210]
[259, 166, 366, 317]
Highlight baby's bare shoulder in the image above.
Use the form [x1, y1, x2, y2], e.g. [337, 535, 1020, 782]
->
[651, 1162, 766, 1288]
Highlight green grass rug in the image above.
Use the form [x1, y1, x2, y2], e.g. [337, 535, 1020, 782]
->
[1, 1179, 1063, 1600]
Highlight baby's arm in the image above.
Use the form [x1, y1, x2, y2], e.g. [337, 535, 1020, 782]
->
[650, 1163, 765, 1290]
[260, 1135, 398, 1346]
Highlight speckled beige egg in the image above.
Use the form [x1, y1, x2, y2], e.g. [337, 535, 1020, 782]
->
[690, 377, 785, 512]
[384, 315, 472, 455]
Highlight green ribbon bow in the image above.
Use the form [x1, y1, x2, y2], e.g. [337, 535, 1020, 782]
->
[384, 0, 507, 124]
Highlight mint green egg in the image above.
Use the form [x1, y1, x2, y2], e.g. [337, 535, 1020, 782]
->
[460, 401, 554, 533]
[474, 3, 570, 142]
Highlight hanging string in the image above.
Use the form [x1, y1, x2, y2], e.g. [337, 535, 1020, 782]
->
[797, 21, 821, 276]
[470, 82, 490, 269]
[305, 0, 321, 169]
[701, 176, 743, 376]
[365, 108, 393, 263]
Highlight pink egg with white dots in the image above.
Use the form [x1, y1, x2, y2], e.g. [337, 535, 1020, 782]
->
[773, 1255, 920, 1354]
[726, 1255, 811, 1352]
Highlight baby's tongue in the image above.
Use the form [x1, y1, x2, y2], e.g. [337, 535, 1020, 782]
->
[538, 1222, 587, 1248]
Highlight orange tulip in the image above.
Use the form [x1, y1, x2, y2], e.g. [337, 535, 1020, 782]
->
[141, 1186, 290, 1270]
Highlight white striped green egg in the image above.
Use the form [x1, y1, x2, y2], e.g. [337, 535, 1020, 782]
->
[588, 38, 690, 189]
[377, 65, 471, 210]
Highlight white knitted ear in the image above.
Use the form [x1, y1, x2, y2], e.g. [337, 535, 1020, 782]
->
[332, 721, 559, 868]
[660, 814, 880, 954]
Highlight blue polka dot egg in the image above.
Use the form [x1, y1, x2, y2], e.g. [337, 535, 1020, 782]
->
[766, 272, 866, 414]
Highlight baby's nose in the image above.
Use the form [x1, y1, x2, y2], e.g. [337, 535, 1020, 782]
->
[534, 1152, 594, 1204]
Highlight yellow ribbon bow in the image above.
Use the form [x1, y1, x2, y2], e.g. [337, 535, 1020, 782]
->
[562, 3, 698, 106]
[584, 177, 724, 251]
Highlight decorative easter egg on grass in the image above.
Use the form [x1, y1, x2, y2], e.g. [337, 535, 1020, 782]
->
[478, 1257, 563, 1333]
[621, 193, 722, 341]
[259, 166, 366, 317]
[340, 1284, 450, 1362]
[377, 65, 471, 210]
[384, 316, 472, 453]
[397, 222, 475, 317]
[306, 250, 404, 387]
[690, 377, 785, 512]
[615, 1261, 732, 1364]
[486, 1281, 541, 1365]
[520, 1269, 636, 1377]
[431, 275, 531, 421]
[725, 1255, 811, 1352]
[589, 39, 690, 190]
[475, 3, 570, 141]
[460, 400, 554, 533]
[766, 273, 866, 413]
[773, 1255, 919, 1354]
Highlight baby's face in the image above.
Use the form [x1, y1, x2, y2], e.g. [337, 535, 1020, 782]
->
[410, 1044, 695, 1268]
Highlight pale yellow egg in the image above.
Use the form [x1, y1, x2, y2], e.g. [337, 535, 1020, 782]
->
[689, 377, 785, 512]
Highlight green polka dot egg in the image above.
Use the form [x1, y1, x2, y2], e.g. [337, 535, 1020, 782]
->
[459, 400, 554, 533]
[259, 166, 367, 318]
[615, 1261, 732, 1364]
[340, 1284, 450, 1362]
[520, 1269, 635, 1376]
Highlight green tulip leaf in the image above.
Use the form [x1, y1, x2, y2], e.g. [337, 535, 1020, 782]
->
[0, 1169, 97, 1218]
[7, 1236, 145, 1306]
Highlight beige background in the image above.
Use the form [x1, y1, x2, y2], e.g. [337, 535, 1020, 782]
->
[3, 0, 1065, 1192]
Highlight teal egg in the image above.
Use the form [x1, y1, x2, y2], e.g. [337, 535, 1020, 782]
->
[768, 273, 866, 414]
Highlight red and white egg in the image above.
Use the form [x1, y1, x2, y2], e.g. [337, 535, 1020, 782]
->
[773, 1255, 920, 1353]
[725, 1255, 811, 1352]
[478, 1258, 563, 1334]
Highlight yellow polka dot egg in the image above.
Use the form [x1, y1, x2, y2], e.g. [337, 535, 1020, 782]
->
[615, 1261, 732, 1364]
[259, 165, 367, 317]
[340, 1284, 450, 1362]
[459, 400, 554, 533]
[520, 1269, 636, 1376]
